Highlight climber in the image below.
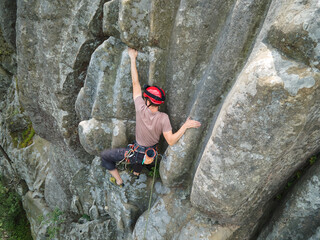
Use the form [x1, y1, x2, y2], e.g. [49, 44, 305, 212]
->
[100, 47, 201, 186]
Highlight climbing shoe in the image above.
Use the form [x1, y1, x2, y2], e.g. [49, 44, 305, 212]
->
[109, 177, 124, 187]
[133, 174, 140, 180]
[130, 170, 140, 180]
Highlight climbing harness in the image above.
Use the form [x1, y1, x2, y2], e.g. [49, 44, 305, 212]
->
[116, 144, 138, 170]
[116, 142, 158, 170]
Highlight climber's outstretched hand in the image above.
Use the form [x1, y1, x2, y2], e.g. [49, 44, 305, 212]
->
[128, 47, 138, 59]
[183, 117, 201, 129]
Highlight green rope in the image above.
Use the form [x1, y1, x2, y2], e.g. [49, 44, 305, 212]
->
[143, 153, 158, 240]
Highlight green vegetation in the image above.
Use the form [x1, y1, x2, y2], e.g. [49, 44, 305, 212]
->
[276, 154, 319, 200]
[19, 123, 35, 149]
[309, 155, 317, 165]
[0, 28, 14, 58]
[39, 208, 65, 239]
[81, 214, 91, 221]
[9, 122, 35, 149]
[148, 166, 160, 178]
[0, 178, 32, 240]
[6, 104, 36, 149]
[46, 208, 64, 239]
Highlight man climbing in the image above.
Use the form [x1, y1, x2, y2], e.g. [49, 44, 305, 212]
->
[101, 48, 201, 186]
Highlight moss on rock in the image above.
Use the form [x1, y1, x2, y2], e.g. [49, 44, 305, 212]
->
[0, 28, 14, 58]
[6, 105, 35, 149]
[19, 123, 35, 148]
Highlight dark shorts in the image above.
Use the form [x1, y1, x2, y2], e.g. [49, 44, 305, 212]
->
[100, 147, 144, 173]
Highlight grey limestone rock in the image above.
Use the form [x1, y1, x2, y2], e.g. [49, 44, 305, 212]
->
[257, 160, 320, 240]
[160, 0, 272, 187]
[1, 0, 320, 239]
[0, 0, 16, 49]
[133, 191, 194, 240]
[44, 171, 71, 212]
[103, 0, 121, 38]
[176, 218, 236, 240]
[44, 143, 87, 212]
[267, 0, 320, 70]
[60, 219, 116, 240]
[22, 191, 51, 240]
[119, 0, 151, 49]
[16, 0, 104, 158]
[0, 66, 11, 102]
[78, 118, 135, 156]
[191, 0, 320, 227]
[133, 190, 237, 240]
[12, 136, 51, 195]
[104, 171, 160, 238]
[191, 42, 320, 224]
[69, 167, 94, 215]
[76, 37, 140, 122]
[309, 228, 320, 240]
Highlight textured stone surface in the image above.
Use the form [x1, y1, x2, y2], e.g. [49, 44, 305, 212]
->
[13, 136, 51, 195]
[267, 0, 320, 70]
[76, 156, 169, 239]
[133, 190, 237, 240]
[119, 0, 151, 49]
[60, 219, 116, 240]
[191, 41, 320, 224]
[0, 66, 11, 102]
[76, 37, 150, 155]
[257, 160, 320, 240]
[44, 143, 86, 211]
[133, 191, 194, 240]
[309, 228, 320, 240]
[191, 0, 320, 226]
[22, 191, 51, 240]
[16, 0, 105, 155]
[0, 0, 16, 49]
[75, 37, 147, 122]
[0, 25, 16, 75]
[78, 118, 135, 156]
[160, 0, 272, 187]
[0, 0, 320, 239]
[176, 218, 236, 240]
[103, 0, 120, 38]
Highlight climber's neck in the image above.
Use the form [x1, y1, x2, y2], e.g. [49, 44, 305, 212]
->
[145, 99, 159, 113]
[148, 105, 159, 113]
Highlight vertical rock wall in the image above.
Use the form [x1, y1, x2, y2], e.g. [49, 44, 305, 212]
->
[191, 0, 320, 226]
[0, 0, 319, 239]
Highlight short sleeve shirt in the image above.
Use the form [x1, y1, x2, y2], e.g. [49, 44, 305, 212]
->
[134, 96, 172, 147]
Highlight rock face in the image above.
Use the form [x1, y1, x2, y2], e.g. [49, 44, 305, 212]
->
[0, 0, 16, 49]
[191, 0, 320, 227]
[0, 0, 320, 239]
[160, 0, 272, 187]
[257, 160, 320, 240]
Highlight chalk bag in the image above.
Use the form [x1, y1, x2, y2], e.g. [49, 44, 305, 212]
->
[142, 148, 157, 164]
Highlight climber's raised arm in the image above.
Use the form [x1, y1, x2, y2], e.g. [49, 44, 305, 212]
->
[128, 48, 141, 100]
[163, 117, 201, 146]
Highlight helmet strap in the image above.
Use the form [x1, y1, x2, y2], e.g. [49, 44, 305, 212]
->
[145, 98, 152, 108]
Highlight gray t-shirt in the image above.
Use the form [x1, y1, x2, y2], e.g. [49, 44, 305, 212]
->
[134, 96, 172, 147]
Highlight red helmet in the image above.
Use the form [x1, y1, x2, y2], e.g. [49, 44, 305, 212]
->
[143, 85, 166, 105]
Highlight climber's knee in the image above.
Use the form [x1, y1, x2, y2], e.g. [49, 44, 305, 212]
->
[100, 149, 116, 170]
